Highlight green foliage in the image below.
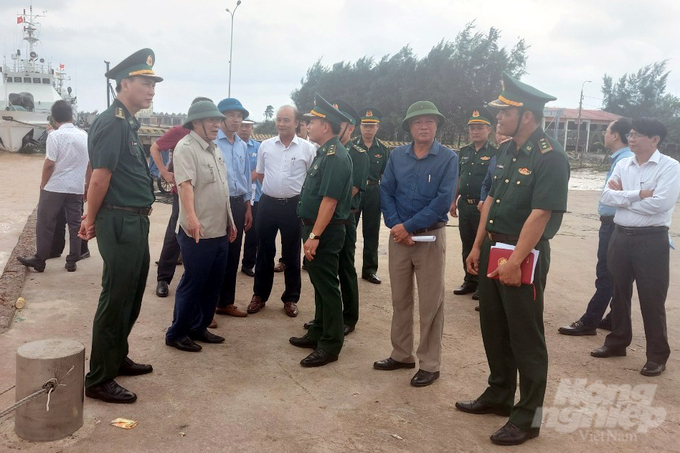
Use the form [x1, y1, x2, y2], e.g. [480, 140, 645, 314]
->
[254, 119, 276, 135]
[264, 105, 274, 121]
[291, 22, 528, 144]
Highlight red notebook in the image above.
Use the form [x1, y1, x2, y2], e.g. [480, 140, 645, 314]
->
[487, 243, 539, 285]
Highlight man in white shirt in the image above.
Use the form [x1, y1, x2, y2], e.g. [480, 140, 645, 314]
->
[247, 105, 316, 317]
[591, 117, 680, 377]
[18, 100, 90, 272]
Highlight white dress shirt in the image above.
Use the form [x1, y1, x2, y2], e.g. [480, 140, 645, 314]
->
[256, 135, 316, 198]
[44, 123, 89, 194]
[600, 150, 680, 228]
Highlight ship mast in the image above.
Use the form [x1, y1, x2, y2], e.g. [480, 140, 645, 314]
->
[17, 5, 46, 73]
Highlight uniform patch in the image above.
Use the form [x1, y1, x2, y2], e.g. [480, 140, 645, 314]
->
[518, 167, 532, 175]
[327, 145, 336, 156]
[353, 144, 366, 153]
[115, 108, 125, 119]
[538, 138, 553, 154]
[498, 257, 508, 266]
[496, 164, 504, 169]
[480, 156, 491, 161]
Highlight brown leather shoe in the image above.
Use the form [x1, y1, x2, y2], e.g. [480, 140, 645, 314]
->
[247, 295, 265, 314]
[284, 302, 298, 317]
[215, 304, 248, 317]
[274, 261, 286, 273]
[208, 318, 218, 329]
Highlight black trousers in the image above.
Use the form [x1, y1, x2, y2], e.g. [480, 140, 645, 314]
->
[604, 225, 671, 364]
[458, 199, 480, 286]
[36, 190, 83, 263]
[253, 194, 301, 303]
[50, 202, 89, 258]
[157, 192, 181, 283]
[241, 201, 258, 270]
[217, 197, 247, 308]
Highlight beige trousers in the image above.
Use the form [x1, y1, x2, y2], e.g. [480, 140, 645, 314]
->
[388, 228, 446, 372]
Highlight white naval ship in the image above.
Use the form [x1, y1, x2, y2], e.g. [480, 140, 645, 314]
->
[0, 6, 77, 152]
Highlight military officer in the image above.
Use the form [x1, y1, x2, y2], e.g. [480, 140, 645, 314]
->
[451, 107, 498, 302]
[289, 94, 353, 367]
[78, 49, 163, 403]
[352, 108, 390, 284]
[455, 73, 569, 446]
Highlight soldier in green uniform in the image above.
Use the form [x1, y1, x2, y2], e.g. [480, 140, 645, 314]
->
[351, 108, 390, 284]
[289, 94, 353, 367]
[455, 73, 570, 445]
[451, 107, 498, 301]
[78, 49, 163, 404]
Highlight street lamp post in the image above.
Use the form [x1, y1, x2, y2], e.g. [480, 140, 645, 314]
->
[576, 80, 591, 165]
[226, 0, 242, 97]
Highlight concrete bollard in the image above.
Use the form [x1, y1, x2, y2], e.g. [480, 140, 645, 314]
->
[15, 339, 85, 442]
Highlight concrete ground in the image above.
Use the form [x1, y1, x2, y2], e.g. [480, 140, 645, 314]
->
[0, 151, 679, 452]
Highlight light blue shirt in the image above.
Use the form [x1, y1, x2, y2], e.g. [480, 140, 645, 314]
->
[216, 129, 251, 201]
[246, 138, 262, 203]
[598, 146, 633, 217]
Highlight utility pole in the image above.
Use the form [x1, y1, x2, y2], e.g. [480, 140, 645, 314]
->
[576, 80, 591, 165]
[105, 61, 110, 108]
[226, 0, 242, 97]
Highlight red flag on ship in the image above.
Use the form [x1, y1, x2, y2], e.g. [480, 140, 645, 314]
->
[59, 64, 65, 70]
[17, 16, 24, 24]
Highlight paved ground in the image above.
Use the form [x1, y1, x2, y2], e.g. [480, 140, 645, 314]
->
[0, 152, 679, 452]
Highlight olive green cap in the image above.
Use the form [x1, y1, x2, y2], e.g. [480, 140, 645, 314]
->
[331, 99, 361, 126]
[359, 107, 383, 124]
[488, 72, 556, 112]
[105, 48, 163, 86]
[306, 93, 352, 127]
[401, 101, 445, 132]
[467, 106, 494, 126]
[183, 100, 225, 128]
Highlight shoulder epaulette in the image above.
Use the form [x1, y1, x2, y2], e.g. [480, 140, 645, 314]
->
[115, 108, 125, 119]
[327, 144, 336, 156]
[351, 143, 366, 153]
[538, 137, 553, 154]
[491, 142, 500, 149]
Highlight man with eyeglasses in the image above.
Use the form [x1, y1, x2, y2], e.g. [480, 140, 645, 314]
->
[558, 118, 633, 336]
[591, 117, 680, 377]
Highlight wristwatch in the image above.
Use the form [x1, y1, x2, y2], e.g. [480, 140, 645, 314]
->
[309, 232, 320, 240]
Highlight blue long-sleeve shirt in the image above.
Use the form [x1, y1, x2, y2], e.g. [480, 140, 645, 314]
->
[216, 129, 251, 201]
[381, 140, 457, 232]
[598, 146, 633, 217]
[246, 138, 262, 203]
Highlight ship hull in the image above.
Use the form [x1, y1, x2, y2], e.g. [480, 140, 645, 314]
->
[0, 111, 48, 152]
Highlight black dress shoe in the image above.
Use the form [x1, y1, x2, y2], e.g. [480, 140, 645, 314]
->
[591, 346, 626, 358]
[300, 349, 338, 367]
[343, 324, 355, 336]
[410, 369, 440, 387]
[17, 255, 46, 272]
[558, 320, 596, 336]
[65, 261, 77, 272]
[189, 329, 225, 343]
[373, 357, 416, 371]
[241, 267, 255, 277]
[474, 305, 480, 312]
[598, 317, 612, 331]
[472, 290, 479, 300]
[455, 399, 511, 416]
[166, 337, 202, 352]
[453, 283, 476, 295]
[118, 357, 153, 376]
[641, 362, 666, 377]
[85, 379, 137, 404]
[289, 334, 318, 349]
[156, 281, 169, 297]
[303, 319, 314, 330]
[362, 274, 381, 284]
[490, 422, 539, 446]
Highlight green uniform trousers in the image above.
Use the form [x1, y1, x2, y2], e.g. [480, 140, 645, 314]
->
[355, 183, 381, 276]
[339, 219, 359, 328]
[477, 236, 550, 432]
[458, 200, 481, 285]
[305, 223, 346, 356]
[85, 208, 150, 388]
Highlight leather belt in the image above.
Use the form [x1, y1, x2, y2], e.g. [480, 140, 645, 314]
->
[102, 203, 152, 216]
[262, 194, 299, 204]
[230, 194, 245, 202]
[616, 225, 668, 236]
[301, 218, 352, 226]
[465, 198, 479, 205]
[487, 232, 519, 243]
[599, 216, 614, 224]
[367, 180, 379, 185]
[412, 221, 445, 235]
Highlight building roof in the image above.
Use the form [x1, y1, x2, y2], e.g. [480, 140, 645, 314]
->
[544, 108, 622, 122]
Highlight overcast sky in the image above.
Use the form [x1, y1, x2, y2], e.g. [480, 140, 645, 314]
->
[2, 0, 679, 121]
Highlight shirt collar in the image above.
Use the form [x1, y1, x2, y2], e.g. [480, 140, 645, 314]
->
[189, 130, 211, 150]
[407, 140, 440, 158]
[57, 123, 76, 130]
[276, 134, 302, 146]
[611, 146, 631, 160]
[217, 128, 242, 144]
[112, 99, 139, 131]
[631, 149, 661, 167]
[517, 127, 545, 156]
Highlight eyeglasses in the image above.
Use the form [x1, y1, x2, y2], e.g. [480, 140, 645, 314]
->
[625, 132, 646, 140]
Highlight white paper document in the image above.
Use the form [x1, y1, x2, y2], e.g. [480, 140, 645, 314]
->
[411, 235, 436, 243]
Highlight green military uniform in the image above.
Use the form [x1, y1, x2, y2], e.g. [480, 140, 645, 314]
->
[85, 49, 163, 389]
[476, 73, 569, 434]
[457, 107, 498, 288]
[332, 100, 370, 329]
[297, 95, 353, 357]
[352, 107, 390, 280]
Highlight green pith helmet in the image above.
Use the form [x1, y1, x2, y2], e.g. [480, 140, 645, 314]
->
[401, 101, 445, 132]
[359, 107, 383, 124]
[331, 99, 361, 126]
[488, 72, 556, 112]
[306, 93, 352, 127]
[183, 100, 225, 128]
[467, 106, 495, 126]
[105, 48, 163, 86]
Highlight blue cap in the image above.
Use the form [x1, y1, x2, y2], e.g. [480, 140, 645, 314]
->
[217, 98, 249, 118]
